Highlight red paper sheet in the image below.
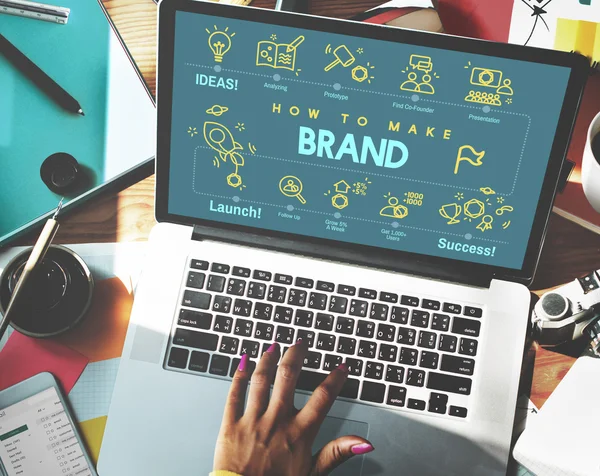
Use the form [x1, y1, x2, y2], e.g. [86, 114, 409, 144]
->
[0, 331, 88, 393]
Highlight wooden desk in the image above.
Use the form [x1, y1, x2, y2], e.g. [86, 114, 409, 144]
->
[16, 0, 600, 410]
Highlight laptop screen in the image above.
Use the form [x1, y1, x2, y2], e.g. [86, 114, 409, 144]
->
[167, 10, 572, 272]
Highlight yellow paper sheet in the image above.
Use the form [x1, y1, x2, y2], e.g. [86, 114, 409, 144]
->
[78, 415, 108, 466]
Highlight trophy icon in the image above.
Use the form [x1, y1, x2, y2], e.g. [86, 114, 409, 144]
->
[439, 203, 462, 224]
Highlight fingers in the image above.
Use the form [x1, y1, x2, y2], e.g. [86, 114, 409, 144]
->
[268, 339, 307, 414]
[296, 362, 349, 434]
[222, 353, 251, 424]
[245, 342, 280, 417]
[311, 436, 374, 476]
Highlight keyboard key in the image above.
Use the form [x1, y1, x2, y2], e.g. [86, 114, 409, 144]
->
[337, 336, 357, 355]
[440, 355, 475, 376]
[390, 306, 409, 324]
[452, 317, 481, 337]
[449, 406, 468, 418]
[359, 288, 377, 299]
[385, 365, 405, 384]
[431, 313, 450, 331]
[255, 322, 274, 341]
[438, 334, 457, 353]
[275, 326, 295, 344]
[187, 271, 205, 289]
[288, 289, 308, 307]
[410, 310, 430, 328]
[378, 344, 398, 362]
[338, 284, 356, 296]
[209, 354, 230, 376]
[253, 302, 273, 321]
[464, 306, 482, 318]
[167, 347, 188, 369]
[370, 303, 389, 321]
[323, 354, 343, 371]
[232, 266, 251, 278]
[190, 259, 209, 270]
[211, 263, 230, 274]
[419, 351, 439, 369]
[253, 270, 272, 281]
[295, 309, 314, 328]
[315, 313, 334, 331]
[233, 299, 252, 317]
[230, 358, 256, 378]
[308, 292, 328, 311]
[173, 329, 218, 351]
[459, 338, 478, 356]
[356, 320, 375, 338]
[297, 329, 315, 348]
[427, 372, 472, 395]
[296, 371, 359, 399]
[349, 299, 368, 317]
[387, 385, 406, 407]
[274, 273, 293, 285]
[212, 295, 232, 313]
[261, 342, 271, 355]
[303, 351, 322, 369]
[182, 290, 211, 310]
[188, 351, 209, 372]
[316, 280, 335, 292]
[178, 310, 212, 330]
[401, 295, 419, 307]
[443, 303, 462, 314]
[219, 336, 240, 355]
[274, 306, 293, 324]
[360, 381, 386, 403]
[358, 340, 377, 359]
[376, 323, 395, 342]
[240, 340, 260, 358]
[422, 299, 440, 311]
[365, 362, 384, 380]
[406, 368, 425, 387]
[336, 316, 355, 335]
[399, 347, 418, 366]
[227, 278, 246, 296]
[295, 277, 314, 288]
[234, 319, 253, 337]
[207, 275, 226, 292]
[345, 358, 363, 377]
[418, 331, 437, 349]
[247, 282, 267, 299]
[396, 327, 416, 345]
[213, 315, 233, 333]
[379, 292, 398, 303]
[407, 398, 426, 411]
[316, 333, 336, 351]
[268, 285, 287, 303]
[329, 296, 348, 313]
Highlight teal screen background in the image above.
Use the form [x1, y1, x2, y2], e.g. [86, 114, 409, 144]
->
[168, 11, 571, 270]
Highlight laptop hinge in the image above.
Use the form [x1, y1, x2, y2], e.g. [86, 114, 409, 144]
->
[191, 225, 493, 289]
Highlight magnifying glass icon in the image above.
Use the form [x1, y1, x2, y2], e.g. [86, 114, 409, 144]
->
[279, 175, 306, 204]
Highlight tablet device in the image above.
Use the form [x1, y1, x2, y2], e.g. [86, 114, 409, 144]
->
[0, 372, 97, 476]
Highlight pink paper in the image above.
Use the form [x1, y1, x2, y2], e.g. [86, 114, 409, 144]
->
[0, 331, 88, 393]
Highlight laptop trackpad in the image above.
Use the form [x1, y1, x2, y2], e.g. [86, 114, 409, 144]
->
[312, 416, 369, 476]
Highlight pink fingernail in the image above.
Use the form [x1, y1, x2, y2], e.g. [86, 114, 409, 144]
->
[337, 363, 348, 373]
[267, 342, 278, 353]
[351, 443, 374, 455]
[238, 353, 248, 372]
[296, 338, 303, 345]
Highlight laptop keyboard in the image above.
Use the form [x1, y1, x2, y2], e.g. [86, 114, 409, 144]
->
[164, 258, 483, 420]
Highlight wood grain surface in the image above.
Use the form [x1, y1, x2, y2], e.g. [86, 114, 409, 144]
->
[14, 0, 600, 409]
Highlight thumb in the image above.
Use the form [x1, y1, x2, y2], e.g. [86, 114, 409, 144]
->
[311, 435, 374, 476]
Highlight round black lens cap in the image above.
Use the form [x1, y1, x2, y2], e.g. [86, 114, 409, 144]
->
[41, 153, 80, 194]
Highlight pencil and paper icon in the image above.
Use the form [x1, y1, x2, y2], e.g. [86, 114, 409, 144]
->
[256, 35, 304, 71]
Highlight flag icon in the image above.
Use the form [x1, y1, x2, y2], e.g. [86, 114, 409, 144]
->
[454, 145, 486, 174]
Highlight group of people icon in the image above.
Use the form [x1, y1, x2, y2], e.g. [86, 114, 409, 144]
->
[400, 72, 435, 95]
[466, 78, 514, 106]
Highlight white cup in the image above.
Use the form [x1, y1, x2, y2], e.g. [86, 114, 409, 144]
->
[582, 111, 600, 213]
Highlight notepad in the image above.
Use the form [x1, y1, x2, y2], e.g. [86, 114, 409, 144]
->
[0, 0, 156, 244]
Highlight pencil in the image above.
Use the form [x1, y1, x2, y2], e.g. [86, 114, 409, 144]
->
[286, 35, 305, 52]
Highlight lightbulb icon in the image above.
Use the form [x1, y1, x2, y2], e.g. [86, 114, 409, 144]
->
[207, 26, 235, 63]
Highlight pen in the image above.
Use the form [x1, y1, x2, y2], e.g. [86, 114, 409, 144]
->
[0, 199, 63, 342]
[0, 34, 84, 115]
[286, 35, 305, 52]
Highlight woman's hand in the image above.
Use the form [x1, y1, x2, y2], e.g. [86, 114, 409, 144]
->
[214, 339, 374, 475]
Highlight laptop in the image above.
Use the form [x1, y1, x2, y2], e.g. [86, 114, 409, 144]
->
[98, 1, 588, 474]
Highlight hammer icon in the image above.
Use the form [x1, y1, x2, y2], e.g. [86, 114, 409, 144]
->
[324, 45, 355, 72]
